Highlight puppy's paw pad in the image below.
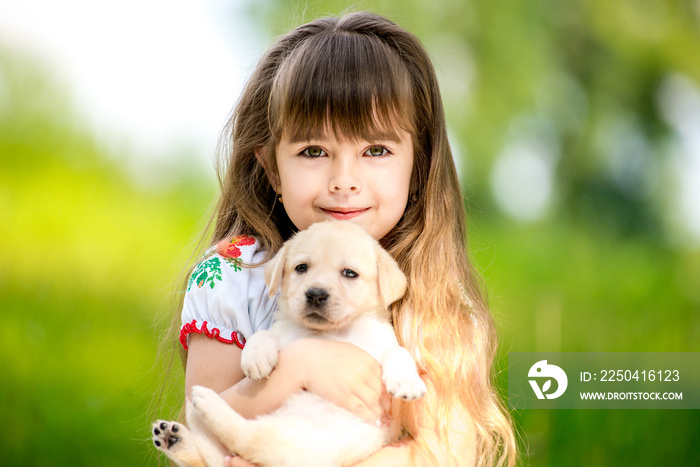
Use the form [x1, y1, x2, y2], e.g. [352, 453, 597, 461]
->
[152, 420, 186, 452]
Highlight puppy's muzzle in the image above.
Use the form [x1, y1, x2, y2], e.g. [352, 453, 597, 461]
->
[305, 288, 329, 308]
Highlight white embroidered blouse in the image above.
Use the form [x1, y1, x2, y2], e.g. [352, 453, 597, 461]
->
[179, 236, 277, 350]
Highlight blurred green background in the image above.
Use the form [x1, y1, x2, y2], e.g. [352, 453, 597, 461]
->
[2, 0, 699, 465]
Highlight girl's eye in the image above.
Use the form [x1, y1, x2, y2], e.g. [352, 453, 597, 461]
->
[295, 264, 308, 273]
[342, 269, 358, 279]
[301, 146, 326, 157]
[365, 146, 389, 157]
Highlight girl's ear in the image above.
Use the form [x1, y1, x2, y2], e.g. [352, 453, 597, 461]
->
[255, 148, 279, 191]
[264, 243, 288, 297]
[375, 245, 408, 308]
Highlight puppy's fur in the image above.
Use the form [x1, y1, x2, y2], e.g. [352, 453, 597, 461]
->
[152, 221, 426, 467]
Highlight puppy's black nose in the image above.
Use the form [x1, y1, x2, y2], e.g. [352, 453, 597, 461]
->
[305, 288, 329, 308]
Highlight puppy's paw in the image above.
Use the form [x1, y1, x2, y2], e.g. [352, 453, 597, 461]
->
[189, 385, 238, 428]
[189, 385, 247, 447]
[191, 385, 227, 413]
[152, 420, 205, 467]
[384, 370, 427, 400]
[382, 347, 427, 400]
[152, 420, 190, 452]
[240, 330, 279, 380]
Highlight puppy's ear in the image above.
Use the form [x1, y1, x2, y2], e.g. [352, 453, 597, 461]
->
[265, 243, 288, 297]
[375, 245, 408, 308]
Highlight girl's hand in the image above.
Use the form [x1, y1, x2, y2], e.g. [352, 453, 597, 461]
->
[282, 338, 392, 425]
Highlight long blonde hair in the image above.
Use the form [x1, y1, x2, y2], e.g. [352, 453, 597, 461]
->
[182, 11, 515, 466]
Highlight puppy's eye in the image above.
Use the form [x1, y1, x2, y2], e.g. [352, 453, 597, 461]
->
[342, 269, 358, 279]
[295, 264, 308, 274]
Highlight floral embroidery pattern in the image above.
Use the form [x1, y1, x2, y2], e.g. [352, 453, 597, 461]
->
[187, 257, 223, 291]
[217, 235, 255, 271]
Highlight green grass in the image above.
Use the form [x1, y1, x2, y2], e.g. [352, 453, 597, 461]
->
[0, 284, 168, 465]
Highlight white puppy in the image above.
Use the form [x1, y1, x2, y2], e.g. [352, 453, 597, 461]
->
[152, 221, 426, 467]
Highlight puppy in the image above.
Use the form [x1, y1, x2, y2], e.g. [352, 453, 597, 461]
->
[152, 221, 426, 467]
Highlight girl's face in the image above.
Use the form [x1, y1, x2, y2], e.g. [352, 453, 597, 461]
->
[274, 128, 414, 240]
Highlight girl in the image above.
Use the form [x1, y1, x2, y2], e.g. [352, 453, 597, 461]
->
[172, 11, 516, 467]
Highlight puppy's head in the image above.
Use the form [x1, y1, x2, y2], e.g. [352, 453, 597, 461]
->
[265, 221, 407, 331]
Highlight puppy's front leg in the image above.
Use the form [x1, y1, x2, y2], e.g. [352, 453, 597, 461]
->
[381, 347, 427, 400]
[240, 330, 280, 380]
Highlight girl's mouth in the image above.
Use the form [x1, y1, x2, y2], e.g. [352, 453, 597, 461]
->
[321, 208, 370, 220]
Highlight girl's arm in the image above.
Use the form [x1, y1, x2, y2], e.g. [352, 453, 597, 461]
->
[185, 334, 390, 423]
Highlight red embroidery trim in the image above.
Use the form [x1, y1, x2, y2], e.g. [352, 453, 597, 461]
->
[180, 319, 246, 350]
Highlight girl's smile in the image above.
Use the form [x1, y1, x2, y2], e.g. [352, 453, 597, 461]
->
[275, 128, 414, 240]
[320, 207, 371, 221]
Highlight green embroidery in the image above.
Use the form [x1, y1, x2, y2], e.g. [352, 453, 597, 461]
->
[188, 257, 223, 291]
[223, 256, 242, 272]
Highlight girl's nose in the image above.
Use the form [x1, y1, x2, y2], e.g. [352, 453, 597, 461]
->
[329, 157, 361, 194]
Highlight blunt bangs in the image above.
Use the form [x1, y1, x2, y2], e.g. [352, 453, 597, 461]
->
[269, 29, 415, 143]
